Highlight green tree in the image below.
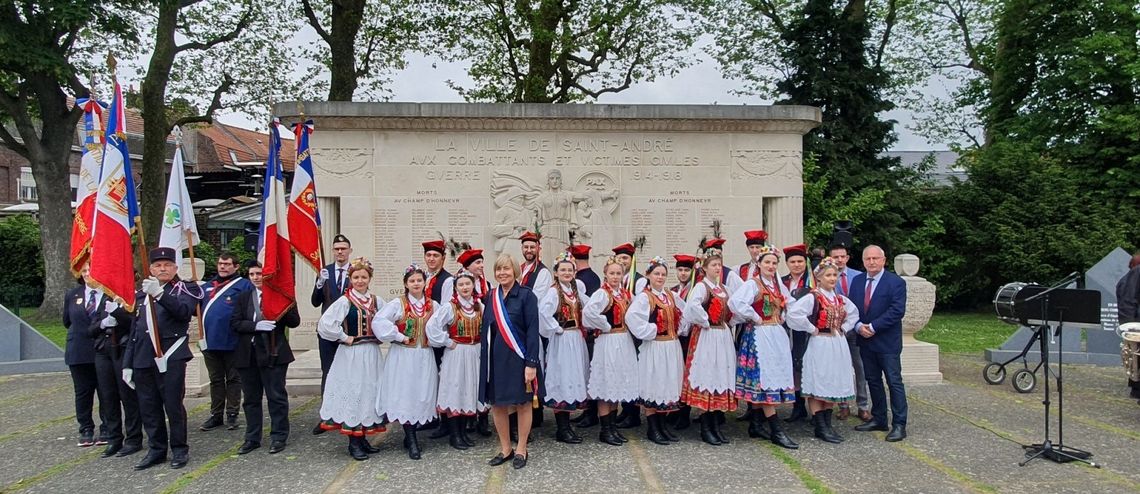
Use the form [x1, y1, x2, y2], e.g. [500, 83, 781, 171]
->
[0, 215, 46, 309]
[0, 0, 139, 317]
[432, 0, 701, 103]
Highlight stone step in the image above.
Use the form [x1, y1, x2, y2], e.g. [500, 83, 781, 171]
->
[286, 378, 322, 396]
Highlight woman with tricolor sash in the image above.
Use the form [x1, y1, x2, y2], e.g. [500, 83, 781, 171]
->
[316, 257, 386, 461]
[537, 253, 591, 444]
[479, 253, 542, 470]
[625, 257, 685, 445]
[426, 268, 485, 451]
[374, 264, 439, 460]
[582, 257, 638, 446]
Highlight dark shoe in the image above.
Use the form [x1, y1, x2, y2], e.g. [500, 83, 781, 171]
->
[616, 405, 641, 429]
[226, 413, 240, 430]
[748, 410, 770, 440]
[713, 412, 731, 444]
[646, 415, 670, 445]
[134, 452, 166, 470]
[237, 441, 260, 455]
[488, 449, 514, 466]
[269, 440, 287, 454]
[674, 406, 691, 430]
[608, 412, 628, 443]
[170, 455, 188, 469]
[361, 437, 381, 454]
[598, 414, 623, 446]
[822, 410, 844, 443]
[699, 413, 721, 446]
[767, 414, 799, 450]
[403, 424, 422, 460]
[836, 405, 850, 421]
[427, 417, 449, 439]
[785, 398, 809, 423]
[512, 452, 528, 469]
[858, 409, 872, 421]
[199, 415, 224, 432]
[658, 414, 680, 442]
[885, 425, 907, 442]
[577, 406, 600, 428]
[448, 417, 469, 451]
[312, 421, 327, 435]
[457, 417, 476, 447]
[854, 421, 889, 432]
[77, 430, 95, 447]
[116, 444, 143, 457]
[100, 443, 122, 458]
[476, 413, 492, 437]
[554, 413, 583, 444]
[348, 437, 368, 461]
[814, 410, 842, 444]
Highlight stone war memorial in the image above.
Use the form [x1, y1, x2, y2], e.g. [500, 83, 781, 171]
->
[274, 102, 822, 330]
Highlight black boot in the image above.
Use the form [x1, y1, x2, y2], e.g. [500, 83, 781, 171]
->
[748, 409, 770, 440]
[448, 416, 468, 450]
[821, 409, 844, 443]
[674, 406, 692, 430]
[767, 413, 799, 449]
[348, 436, 368, 461]
[476, 412, 492, 437]
[713, 411, 731, 444]
[458, 416, 476, 447]
[737, 403, 753, 421]
[532, 403, 545, 428]
[658, 413, 680, 442]
[428, 416, 449, 439]
[555, 413, 583, 444]
[598, 413, 623, 446]
[699, 413, 721, 446]
[786, 396, 809, 423]
[616, 404, 641, 429]
[646, 414, 670, 445]
[403, 424, 422, 460]
[609, 411, 628, 443]
[509, 412, 518, 443]
[361, 435, 381, 454]
[578, 401, 600, 428]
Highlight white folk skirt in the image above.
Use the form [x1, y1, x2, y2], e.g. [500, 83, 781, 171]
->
[637, 338, 684, 409]
[320, 343, 385, 429]
[586, 332, 639, 403]
[377, 344, 438, 426]
[543, 329, 590, 409]
[436, 343, 484, 415]
[688, 325, 737, 393]
[801, 333, 856, 402]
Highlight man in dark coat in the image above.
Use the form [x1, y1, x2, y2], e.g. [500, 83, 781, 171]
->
[849, 245, 909, 442]
[89, 286, 143, 458]
[62, 265, 108, 448]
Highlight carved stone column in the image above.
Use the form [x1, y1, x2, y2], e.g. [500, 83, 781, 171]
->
[897, 254, 943, 385]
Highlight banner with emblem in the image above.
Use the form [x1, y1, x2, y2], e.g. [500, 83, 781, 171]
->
[157, 126, 199, 269]
[69, 97, 106, 276]
[259, 118, 296, 321]
[287, 119, 323, 273]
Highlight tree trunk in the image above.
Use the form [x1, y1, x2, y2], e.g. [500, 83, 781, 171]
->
[327, 0, 365, 101]
[138, 0, 179, 245]
[519, 0, 563, 103]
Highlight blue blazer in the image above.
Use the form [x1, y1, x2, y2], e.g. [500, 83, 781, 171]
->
[62, 285, 100, 365]
[311, 263, 347, 313]
[849, 270, 907, 354]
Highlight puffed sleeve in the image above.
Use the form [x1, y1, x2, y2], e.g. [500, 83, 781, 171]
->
[317, 296, 352, 342]
[725, 270, 743, 295]
[625, 292, 656, 341]
[531, 268, 553, 303]
[439, 278, 455, 308]
[787, 293, 818, 334]
[840, 295, 860, 333]
[729, 280, 761, 324]
[582, 289, 612, 332]
[634, 276, 648, 294]
[426, 302, 455, 348]
[372, 298, 407, 343]
[681, 282, 711, 331]
[537, 284, 562, 338]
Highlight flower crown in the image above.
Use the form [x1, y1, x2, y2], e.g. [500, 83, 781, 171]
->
[813, 257, 840, 275]
[647, 255, 667, 269]
[756, 245, 781, 259]
[604, 256, 623, 268]
[405, 263, 424, 275]
[555, 251, 573, 264]
[348, 257, 372, 272]
[455, 268, 477, 280]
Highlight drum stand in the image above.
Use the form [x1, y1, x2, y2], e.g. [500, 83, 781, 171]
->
[1018, 278, 1100, 468]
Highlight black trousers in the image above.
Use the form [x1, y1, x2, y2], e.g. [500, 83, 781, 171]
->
[318, 337, 339, 392]
[94, 351, 143, 447]
[134, 360, 189, 458]
[69, 363, 100, 435]
[202, 350, 242, 417]
[790, 330, 810, 386]
[860, 349, 908, 427]
[239, 364, 290, 444]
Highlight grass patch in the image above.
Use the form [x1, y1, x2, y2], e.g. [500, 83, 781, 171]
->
[764, 443, 833, 494]
[916, 311, 1016, 354]
[20, 307, 66, 349]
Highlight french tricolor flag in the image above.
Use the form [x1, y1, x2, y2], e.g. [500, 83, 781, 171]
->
[258, 119, 296, 321]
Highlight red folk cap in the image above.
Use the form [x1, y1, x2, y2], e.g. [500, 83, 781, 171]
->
[612, 243, 636, 256]
[519, 231, 541, 244]
[421, 240, 446, 254]
[783, 243, 809, 260]
[703, 237, 726, 250]
[673, 254, 697, 268]
[569, 244, 591, 260]
[457, 249, 484, 267]
[744, 230, 769, 246]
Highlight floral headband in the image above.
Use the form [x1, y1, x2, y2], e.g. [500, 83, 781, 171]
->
[647, 255, 668, 270]
[455, 268, 477, 280]
[813, 257, 841, 275]
[756, 245, 781, 260]
[348, 257, 373, 273]
[404, 263, 424, 275]
[554, 251, 574, 264]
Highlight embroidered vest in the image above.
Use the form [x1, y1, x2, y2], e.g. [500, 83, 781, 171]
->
[448, 301, 482, 344]
[703, 284, 732, 327]
[647, 290, 680, 340]
[751, 278, 786, 325]
[602, 285, 630, 333]
[342, 295, 378, 340]
[811, 290, 846, 334]
[554, 283, 583, 330]
[400, 297, 433, 347]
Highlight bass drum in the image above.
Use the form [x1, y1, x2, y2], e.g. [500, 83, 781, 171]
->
[993, 282, 1029, 325]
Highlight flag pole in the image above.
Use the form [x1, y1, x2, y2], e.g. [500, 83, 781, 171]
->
[174, 125, 206, 343]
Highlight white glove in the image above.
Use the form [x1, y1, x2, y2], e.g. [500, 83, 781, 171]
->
[255, 320, 275, 332]
[122, 369, 135, 389]
[100, 315, 117, 328]
[104, 301, 120, 314]
[316, 269, 329, 289]
[142, 277, 162, 297]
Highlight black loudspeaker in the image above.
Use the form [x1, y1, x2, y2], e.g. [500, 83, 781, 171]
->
[243, 221, 260, 252]
[830, 220, 854, 250]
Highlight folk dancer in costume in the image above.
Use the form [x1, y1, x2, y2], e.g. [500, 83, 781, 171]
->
[421, 238, 452, 439]
[611, 241, 646, 429]
[679, 253, 740, 446]
[63, 264, 111, 449]
[375, 265, 439, 460]
[231, 262, 300, 455]
[570, 243, 602, 429]
[517, 231, 551, 429]
[829, 242, 870, 422]
[538, 253, 591, 444]
[781, 244, 814, 424]
[309, 234, 353, 435]
[787, 258, 860, 443]
[480, 254, 543, 470]
[427, 269, 486, 450]
[625, 257, 685, 445]
[123, 247, 203, 470]
[728, 241, 799, 449]
[316, 257, 386, 461]
[582, 258, 639, 446]
[198, 252, 253, 433]
[441, 247, 494, 437]
[667, 254, 697, 431]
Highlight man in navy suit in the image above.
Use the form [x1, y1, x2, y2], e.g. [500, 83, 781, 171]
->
[849, 245, 909, 442]
[309, 234, 352, 435]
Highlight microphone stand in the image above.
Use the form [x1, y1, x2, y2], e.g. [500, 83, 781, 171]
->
[1019, 273, 1098, 468]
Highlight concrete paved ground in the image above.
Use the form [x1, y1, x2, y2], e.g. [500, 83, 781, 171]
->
[1, 352, 1138, 493]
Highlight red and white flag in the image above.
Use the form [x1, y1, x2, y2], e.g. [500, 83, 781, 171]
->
[69, 97, 106, 275]
[258, 118, 296, 321]
[287, 119, 322, 273]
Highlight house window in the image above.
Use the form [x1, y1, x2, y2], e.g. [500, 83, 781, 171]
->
[18, 167, 35, 202]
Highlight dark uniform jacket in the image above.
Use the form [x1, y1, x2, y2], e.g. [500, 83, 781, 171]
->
[62, 285, 99, 366]
[123, 279, 198, 369]
[231, 288, 299, 368]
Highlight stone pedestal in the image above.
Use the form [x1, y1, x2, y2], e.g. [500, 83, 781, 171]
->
[896, 254, 943, 385]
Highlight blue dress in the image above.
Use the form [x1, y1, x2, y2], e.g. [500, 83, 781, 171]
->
[479, 283, 544, 405]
